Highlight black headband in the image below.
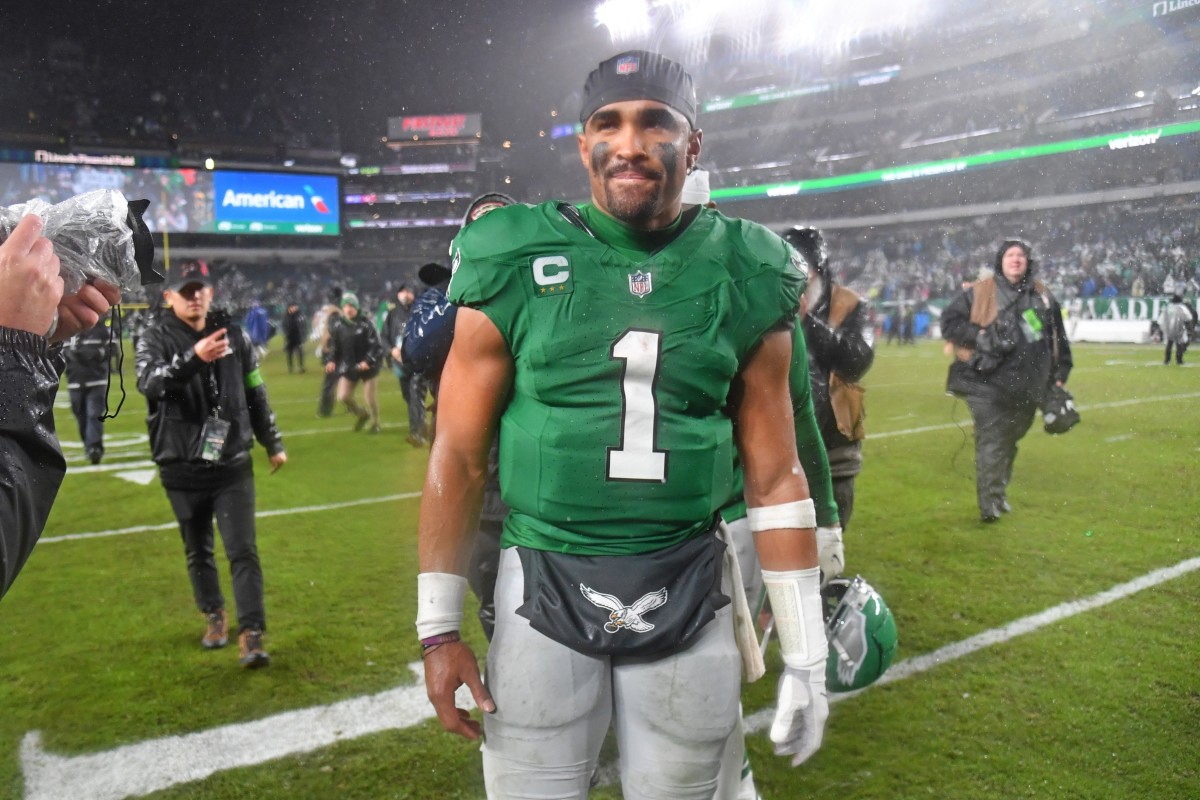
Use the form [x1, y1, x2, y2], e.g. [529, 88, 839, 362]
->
[580, 50, 697, 128]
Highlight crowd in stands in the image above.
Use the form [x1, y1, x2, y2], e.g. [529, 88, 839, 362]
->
[827, 200, 1200, 309]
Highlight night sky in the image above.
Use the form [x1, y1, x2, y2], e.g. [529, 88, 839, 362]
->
[1, 0, 617, 155]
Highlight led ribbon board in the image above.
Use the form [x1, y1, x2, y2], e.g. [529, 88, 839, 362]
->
[711, 119, 1200, 202]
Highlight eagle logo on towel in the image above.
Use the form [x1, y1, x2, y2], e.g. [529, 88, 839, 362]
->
[580, 584, 668, 633]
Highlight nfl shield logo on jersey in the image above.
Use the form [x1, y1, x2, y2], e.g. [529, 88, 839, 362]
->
[628, 270, 653, 298]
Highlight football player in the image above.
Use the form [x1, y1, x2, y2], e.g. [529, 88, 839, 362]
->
[681, 173, 842, 800]
[416, 50, 829, 799]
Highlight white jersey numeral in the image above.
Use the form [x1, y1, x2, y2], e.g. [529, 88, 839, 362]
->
[607, 329, 668, 482]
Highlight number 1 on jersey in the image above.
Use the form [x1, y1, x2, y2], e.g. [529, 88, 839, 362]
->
[607, 329, 668, 482]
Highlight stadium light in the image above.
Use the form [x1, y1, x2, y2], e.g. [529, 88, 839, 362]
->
[596, 0, 930, 58]
[594, 0, 653, 43]
[204, 158, 215, 170]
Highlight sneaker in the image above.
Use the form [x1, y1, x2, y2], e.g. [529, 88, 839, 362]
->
[87, 448, 103, 465]
[238, 629, 270, 669]
[201, 609, 228, 649]
[353, 411, 371, 432]
[405, 433, 426, 447]
[367, 424, 382, 435]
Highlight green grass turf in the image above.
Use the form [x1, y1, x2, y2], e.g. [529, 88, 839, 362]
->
[1, 338, 1197, 799]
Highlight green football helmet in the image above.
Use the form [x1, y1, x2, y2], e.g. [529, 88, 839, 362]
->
[821, 575, 898, 693]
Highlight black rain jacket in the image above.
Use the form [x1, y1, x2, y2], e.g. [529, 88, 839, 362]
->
[0, 328, 67, 599]
[136, 313, 283, 486]
[942, 259, 1072, 404]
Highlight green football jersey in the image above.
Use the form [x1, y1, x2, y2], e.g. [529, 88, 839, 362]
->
[447, 201, 804, 555]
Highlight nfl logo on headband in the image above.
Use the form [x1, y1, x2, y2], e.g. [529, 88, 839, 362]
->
[616, 55, 640, 75]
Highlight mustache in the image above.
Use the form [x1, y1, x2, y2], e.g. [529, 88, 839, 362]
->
[603, 160, 662, 180]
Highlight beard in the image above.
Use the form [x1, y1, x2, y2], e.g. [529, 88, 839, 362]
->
[601, 179, 663, 226]
[591, 142, 680, 227]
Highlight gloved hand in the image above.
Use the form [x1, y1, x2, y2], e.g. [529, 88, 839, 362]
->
[769, 661, 829, 766]
[815, 525, 844, 587]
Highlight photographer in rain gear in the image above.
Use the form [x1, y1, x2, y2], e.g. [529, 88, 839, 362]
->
[942, 240, 1072, 523]
[783, 226, 874, 529]
[0, 214, 123, 599]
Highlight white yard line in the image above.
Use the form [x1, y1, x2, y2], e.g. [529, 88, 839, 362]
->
[871, 391, 1200, 439]
[19, 556, 1200, 800]
[744, 555, 1200, 732]
[61, 423, 414, 475]
[37, 493, 422, 544]
[20, 664, 473, 800]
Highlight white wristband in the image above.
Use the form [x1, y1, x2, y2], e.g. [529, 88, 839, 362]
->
[762, 566, 828, 671]
[415, 572, 468, 639]
[746, 499, 816, 533]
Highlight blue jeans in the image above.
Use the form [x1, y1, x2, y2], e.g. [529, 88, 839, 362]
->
[69, 385, 106, 454]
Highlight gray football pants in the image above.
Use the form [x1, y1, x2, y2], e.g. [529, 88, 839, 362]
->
[483, 547, 742, 800]
[966, 394, 1038, 517]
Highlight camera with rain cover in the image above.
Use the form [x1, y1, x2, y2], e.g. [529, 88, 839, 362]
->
[0, 189, 161, 294]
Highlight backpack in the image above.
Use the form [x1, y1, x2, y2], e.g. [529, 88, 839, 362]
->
[400, 287, 457, 376]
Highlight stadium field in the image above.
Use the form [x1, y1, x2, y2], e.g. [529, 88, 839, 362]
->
[1, 337, 1197, 800]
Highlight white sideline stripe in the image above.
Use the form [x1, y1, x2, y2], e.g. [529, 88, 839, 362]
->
[37, 492, 422, 544]
[60, 423, 413, 476]
[871, 391, 1200, 439]
[19, 664, 476, 800]
[18, 558, 1200, 800]
[744, 555, 1200, 733]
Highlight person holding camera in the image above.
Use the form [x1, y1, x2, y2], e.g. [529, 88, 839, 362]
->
[135, 259, 286, 667]
[1, 214, 121, 599]
[942, 240, 1073, 523]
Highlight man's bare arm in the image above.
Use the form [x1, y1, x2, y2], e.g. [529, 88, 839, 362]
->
[733, 328, 816, 571]
[733, 326, 829, 767]
[417, 306, 512, 740]
[418, 307, 513, 574]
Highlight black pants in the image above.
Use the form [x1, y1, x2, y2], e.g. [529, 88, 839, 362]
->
[317, 369, 338, 417]
[164, 469, 265, 632]
[966, 394, 1038, 518]
[1164, 339, 1187, 364]
[68, 385, 106, 455]
[285, 342, 305, 372]
[832, 474, 857, 529]
[467, 518, 505, 641]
